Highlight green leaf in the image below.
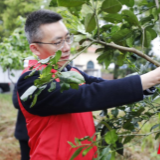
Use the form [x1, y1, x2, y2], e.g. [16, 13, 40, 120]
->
[97, 49, 114, 65]
[34, 74, 52, 86]
[77, 46, 87, 52]
[126, 36, 134, 47]
[60, 82, 70, 92]
[20, 85, 37, 101]
[140, 15, 153, 25]
[82, 146, 93, 156]
[143, 30, 152, 47]
[110, 151, 116, 160]
[68, 6, 82, 17]
[111, 28, 131, 43]
[155, 133, 160, 140]
[55, 50, 62, 63]
[136, 107, 145, 116]
[150, 124, 160, 131]
[42, 65, 52, 75]
[70, 147, 83, 160]
[30, 94, 38, 108]
[105, 129, 118, 144]
[59, 71, 85, 84]
[81, 4, 93, 17]
[79, 136, 92, 142]
[79, 38, 88, 45]
[111, 108, 119, 117]
[75, 137, 81, 145]
[84, 13, 96, 33]
[95, 48, 105, 53]
[104, 13, 123, 23]
[122, 10, 139, 26]
[58, 0, 87, 7]
[68, 141, 77, 148]
[25, 69, 36, 79]
[48, 82, 56, 92]
[30, 85, 47, 108]
[54, 64, 59, 69]
[121, 22, 131, 29]
[49, 0, 58, 7]
[152, 8, 158, 22]
[70, 83, 79, 90]
[123, 120, 135, 131]
[99, 24, 113, 34]
[101, 146, 112, 160]
[101, 0, 122, 13]
[50, 50, 62, 65]
[119, 0, 134, 7]
[117, 52, 126, 66]
[123, 135, 134, 144]
[116, 141, 123, 155]
[146, 27, 157, 40]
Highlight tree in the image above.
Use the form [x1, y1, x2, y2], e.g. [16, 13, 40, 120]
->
[0, 0, 45, 41]
[47, 0, 160, 159]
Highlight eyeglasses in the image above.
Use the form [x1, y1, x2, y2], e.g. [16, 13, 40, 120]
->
[33, 34, 74, 50]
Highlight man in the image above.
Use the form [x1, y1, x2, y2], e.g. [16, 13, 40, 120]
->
[12, 84, 30, 160]
[17, 9, 160, 160]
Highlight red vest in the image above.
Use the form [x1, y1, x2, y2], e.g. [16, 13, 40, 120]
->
[17, 60, 97, 160]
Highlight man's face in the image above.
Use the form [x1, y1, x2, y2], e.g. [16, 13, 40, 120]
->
[30, 21, 71, 67]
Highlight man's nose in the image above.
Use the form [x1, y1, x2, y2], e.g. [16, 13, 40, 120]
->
[61, 41, 70, 52]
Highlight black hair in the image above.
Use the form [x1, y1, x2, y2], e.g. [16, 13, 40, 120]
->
[25, 9, 62, 44]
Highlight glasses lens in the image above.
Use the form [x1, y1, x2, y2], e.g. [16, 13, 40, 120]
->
[57, 35, 74, 50]
[68, 34, 74, 44]
[58, 41, 65, 50]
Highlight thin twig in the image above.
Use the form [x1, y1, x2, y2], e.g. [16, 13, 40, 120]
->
[119, 129, 160, 137]
[7, 68, 15, 85]
[142, 27, 145, 52]
[94, 0, 100, 40]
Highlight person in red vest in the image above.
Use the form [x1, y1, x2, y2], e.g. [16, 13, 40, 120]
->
[12, 84, 30, 160]
[17, 9, 160, 160]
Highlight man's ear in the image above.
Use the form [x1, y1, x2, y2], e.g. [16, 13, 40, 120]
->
[30, 43, 40, 56]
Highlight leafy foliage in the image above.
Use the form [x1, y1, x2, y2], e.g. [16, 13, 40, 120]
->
[47, 0, 160, 159]
[0, 16, 32, 72]
[0, 0, 45, 40]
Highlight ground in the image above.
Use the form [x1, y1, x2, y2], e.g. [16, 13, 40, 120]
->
[0, 94, 20, 160]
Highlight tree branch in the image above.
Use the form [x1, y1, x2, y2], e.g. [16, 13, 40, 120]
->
[7, 68, 15, 84]
[119, 129, 160, 137]
[94, 40, 160, 67]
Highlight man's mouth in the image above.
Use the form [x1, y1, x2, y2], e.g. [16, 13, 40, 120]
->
[60, 55, 70, 60]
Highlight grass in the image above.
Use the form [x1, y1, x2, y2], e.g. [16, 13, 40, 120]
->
[0, 93, 20, 160]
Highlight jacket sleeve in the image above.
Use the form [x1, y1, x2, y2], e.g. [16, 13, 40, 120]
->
[77, 68, 156, 96]
[17, 70, 143, 116]
[12, 83, 20, 109]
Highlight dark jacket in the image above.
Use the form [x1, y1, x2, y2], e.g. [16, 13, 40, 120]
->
[17, 65, 144, 116]
[12, 84, 29, 140]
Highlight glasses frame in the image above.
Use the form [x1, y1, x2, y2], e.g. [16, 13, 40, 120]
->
[32, 34, 74, 50]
